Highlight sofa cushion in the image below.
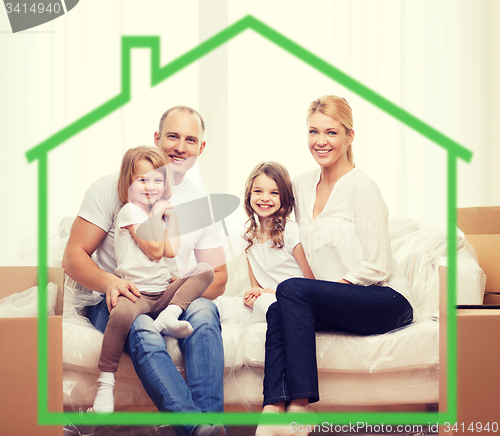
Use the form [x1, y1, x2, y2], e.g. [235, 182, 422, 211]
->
[62, 314, 246, 379]
[243, 319, 439, 373]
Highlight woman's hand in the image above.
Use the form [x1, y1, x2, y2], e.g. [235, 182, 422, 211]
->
[338, 279, 352, 284]
[263, 287, 276, 294]
[244, 287, 263, 308]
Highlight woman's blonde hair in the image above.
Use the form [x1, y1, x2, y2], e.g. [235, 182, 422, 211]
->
[117, 146, 173, 204]
[243, 162, 295, 254]
[307, 95, 355, 166]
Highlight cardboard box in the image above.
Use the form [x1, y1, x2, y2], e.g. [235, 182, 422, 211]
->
[438, 267, 447, 436]
[483, 292, 500, 305]
[439, 275, 500, 434]
[439, 207, 500, 432]
[0, 267, 63, 436]
[456, 307, 500, 424]
[457, 207, 500, 294]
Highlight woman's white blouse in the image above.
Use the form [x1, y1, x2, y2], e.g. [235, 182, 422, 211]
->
[293, 167, 414, 308]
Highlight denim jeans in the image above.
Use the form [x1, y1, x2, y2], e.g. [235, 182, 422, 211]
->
[262, 278, 413, 406]
[87, 297, 224, 436]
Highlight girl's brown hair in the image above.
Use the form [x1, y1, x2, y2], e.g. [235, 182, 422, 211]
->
[243, 162, 295, 254]
[117, 146, 173, 205]
[307, 95, 355, 166]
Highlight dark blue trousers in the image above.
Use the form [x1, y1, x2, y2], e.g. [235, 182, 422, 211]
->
[262, 278, 413, 406]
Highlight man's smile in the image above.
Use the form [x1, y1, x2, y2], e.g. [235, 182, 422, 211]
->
[169, 155, 187, 162]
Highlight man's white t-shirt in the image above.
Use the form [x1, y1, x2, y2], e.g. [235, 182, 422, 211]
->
[78, 171, 122, 275]
[246, 221, 305, 290]
[78, 169, 224, 283]
[165, 175, 225, 279]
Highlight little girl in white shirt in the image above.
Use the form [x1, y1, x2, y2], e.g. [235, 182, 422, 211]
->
[242, 162, 314, 321]
[93, 146, 214, 412]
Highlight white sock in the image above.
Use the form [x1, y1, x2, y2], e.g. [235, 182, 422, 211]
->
[93, 371, 115, 412]
[154, 304, 193, 338]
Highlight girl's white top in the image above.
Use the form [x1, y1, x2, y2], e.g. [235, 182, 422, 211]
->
[293, 167, 414, 308]
[114, 202, 171, 293]
[246, 221, 305, 290]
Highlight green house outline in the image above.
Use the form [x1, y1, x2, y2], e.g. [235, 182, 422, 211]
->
[26, 14, 472, 428]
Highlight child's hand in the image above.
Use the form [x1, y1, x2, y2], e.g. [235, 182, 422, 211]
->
[244, 287, 262, 308]
[152, 200, 173, 217]
[263, 287, 276, 294]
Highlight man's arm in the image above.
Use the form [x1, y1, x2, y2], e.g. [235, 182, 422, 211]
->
[62, 216, 141, 312]
[194, 246, 227, 300]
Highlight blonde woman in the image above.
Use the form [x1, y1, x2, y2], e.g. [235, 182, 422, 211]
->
[257, 96, 414, 435]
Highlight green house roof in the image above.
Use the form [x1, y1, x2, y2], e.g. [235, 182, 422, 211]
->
[29, 14, 468, 427]
[25, 14, 472, 164]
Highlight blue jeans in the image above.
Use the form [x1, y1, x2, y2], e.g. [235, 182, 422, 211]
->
[87, 297, 224, 436]
[262, 278, 413, 406]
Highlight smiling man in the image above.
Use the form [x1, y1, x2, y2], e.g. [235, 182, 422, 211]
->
[154, 106, 227, 290]
[154, 107, 205, 185]
[63, 106, 227, 436]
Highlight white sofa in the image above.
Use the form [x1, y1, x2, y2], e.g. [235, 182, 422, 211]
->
[56, 217, 485, 411]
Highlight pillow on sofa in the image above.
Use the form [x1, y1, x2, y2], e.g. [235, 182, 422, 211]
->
[390, 218, 485, 319]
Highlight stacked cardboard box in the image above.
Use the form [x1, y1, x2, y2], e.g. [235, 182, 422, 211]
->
[458, 206, 500, 305]
[454, 208, 500, 426]
[0, 267, 63, 436]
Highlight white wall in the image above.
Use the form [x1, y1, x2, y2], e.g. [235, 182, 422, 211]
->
[1, 0, 498, 265]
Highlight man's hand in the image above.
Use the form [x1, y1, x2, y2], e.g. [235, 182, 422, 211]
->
[244, 287, 263, 308]
[104, 276, 141, 313]
[63, 217, 142, 311]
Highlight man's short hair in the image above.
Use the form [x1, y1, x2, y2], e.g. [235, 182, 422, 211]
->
[158, 106, 206, 137]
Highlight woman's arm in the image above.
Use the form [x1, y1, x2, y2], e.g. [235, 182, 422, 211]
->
[292, 243, 315, 279]
[343, 181, 392, 285]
